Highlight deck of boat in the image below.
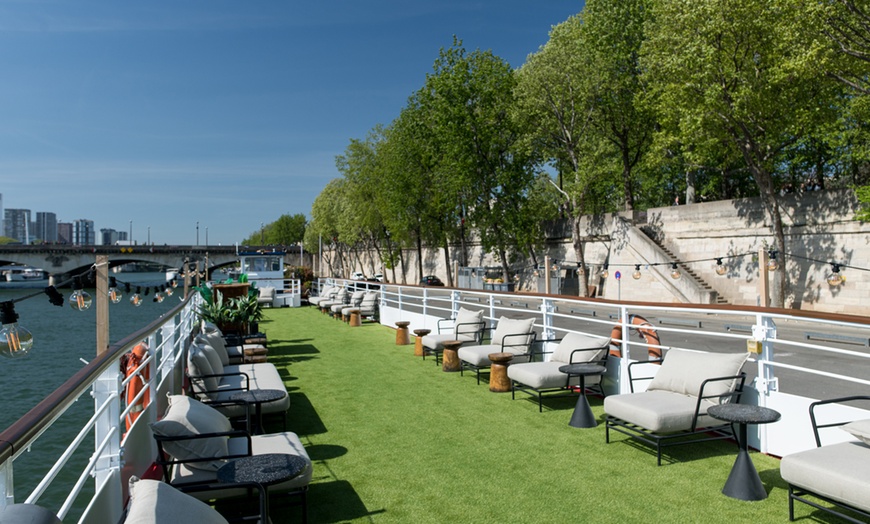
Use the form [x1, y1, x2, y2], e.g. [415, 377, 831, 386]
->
[258, 307, 798, 524]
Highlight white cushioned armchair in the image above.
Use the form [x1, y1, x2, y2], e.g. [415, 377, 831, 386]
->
[421, 307, 486, 364]
[604, 349, 748, 465]
[458, 316, 537, 385]
[781, 395, 870, 522]
[509, 332, 611, 412]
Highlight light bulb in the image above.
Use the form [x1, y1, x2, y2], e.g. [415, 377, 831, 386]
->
[632, 265, 642, 280]
[600, 265, 609, 279]
[827, 264, 843, 287]
[767, 251, 779, 272]
[670, 263, 682, 280]
[155, 290, 165, 303]
[69, 277, 93, 311]
[715, 258, 727, 276]
[130, 287, 143, 307]
[171, 279, 178, 288]
[164, 286, 173, 297]
[108, 276, 123, 304]
[0, 302, 33, 358]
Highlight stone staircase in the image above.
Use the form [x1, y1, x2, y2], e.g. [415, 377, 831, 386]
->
[643, 232, 729, 305]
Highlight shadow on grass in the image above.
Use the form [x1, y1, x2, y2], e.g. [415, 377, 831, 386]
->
[308, 480, 385, 523]
[289, 392, 327, 436]
[608, 432, 739, 465]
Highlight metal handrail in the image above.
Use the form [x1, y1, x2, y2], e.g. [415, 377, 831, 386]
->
[0, 293, 195, 466]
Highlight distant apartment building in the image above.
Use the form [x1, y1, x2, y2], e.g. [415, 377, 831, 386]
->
[101, 228, 120, 245]
[72, 219, 95, 245]
[57, 222, 73, 244]
[35, 212, 58, 243]
[4, 208, 31, 243]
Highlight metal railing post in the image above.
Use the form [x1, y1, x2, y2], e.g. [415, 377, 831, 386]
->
[541, 298, 555, 341]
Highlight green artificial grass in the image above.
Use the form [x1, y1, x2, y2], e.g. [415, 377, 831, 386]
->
[259, 307, 803, 523]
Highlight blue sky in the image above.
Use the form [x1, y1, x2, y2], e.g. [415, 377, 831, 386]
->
[0, 1, 582, 245]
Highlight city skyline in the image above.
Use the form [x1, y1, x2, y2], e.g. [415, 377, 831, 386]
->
[0, 1, 583, 245]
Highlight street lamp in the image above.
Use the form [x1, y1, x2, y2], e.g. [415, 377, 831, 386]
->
[206, 227, 209, 248]
[196, 221, 199, 246]
[147, 226, 151, 245]
[260, 222, 264, 245]
[129, 220, 132, 245]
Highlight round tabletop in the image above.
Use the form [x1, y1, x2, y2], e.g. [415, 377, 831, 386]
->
[488, 352, 514, 363]
[395, 321, 411, 328]
[442, 340, 464, 349]
[707, 403, 781, 425]
[217, 453, 309, 486]
[413, 329, 431, 336]
[558, 363, 606, 376]
[229, 389, 286, 404]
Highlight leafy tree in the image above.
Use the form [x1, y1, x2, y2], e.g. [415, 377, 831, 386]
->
[641, 0, 838, 307]
[414, 39, 539, 283]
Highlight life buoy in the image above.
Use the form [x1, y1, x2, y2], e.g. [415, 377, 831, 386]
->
[609, 314, 662, 362]
[124, 343, 150, 432]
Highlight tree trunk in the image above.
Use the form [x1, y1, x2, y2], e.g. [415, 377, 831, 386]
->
[622, 148, 635, 211]
[416, 234, 424, 285]
[500, 249, 510, 283]
[571, 213, 589, 297]
[442, 240, 453, 287]
[686, 170, 696, 204]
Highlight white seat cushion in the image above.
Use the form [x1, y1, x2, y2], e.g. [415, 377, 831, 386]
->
[781, 441, 870, 513]
[603, 390, 719, 433]
[126, 477, 228, 524]
[458, 344, 533, 367]
[422, 333, 476, 351]
[508, 361, 601, 389]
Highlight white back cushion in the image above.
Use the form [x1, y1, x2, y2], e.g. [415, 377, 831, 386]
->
[491, 317, 535, 353]
[454, 307, 484, 337]
[648, 349, 748, 398]
[150, 395, 232, 472]
[552, 333, 610, 363]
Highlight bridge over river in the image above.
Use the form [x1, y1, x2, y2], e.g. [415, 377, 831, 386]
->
[0, 245, 277, 282]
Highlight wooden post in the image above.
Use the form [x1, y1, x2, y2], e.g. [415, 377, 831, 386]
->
[758, 247, 770, 307]
[95, 255, 110, 356]
[544, 256, 551, 295]
[183, 259, 191, 299]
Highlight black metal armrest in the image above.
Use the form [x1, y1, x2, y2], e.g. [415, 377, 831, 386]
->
[153, 429, 253, 483]
[499, 331, 538, 355]
[689, 372, 747, 430]
[568, 346, 610, 365]
[626, 359, 664, 392]
[526, 338, 559, 362]
[455, 321, 486, 343]
[809, 395, 870, 447]
[187, 371, 251, 395]
[436, 317, 455, 334]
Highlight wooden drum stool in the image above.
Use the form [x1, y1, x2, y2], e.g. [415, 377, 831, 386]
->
[395, 321, 411, 345]
[413, 329, 431, 357]
[348, 309, 361, 327]
[442, 340, 463, 372]
[488, 352, 514, 392]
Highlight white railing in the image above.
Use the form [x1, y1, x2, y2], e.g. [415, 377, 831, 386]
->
[315, 279, 870, 458]
[0, 293, 201, 523]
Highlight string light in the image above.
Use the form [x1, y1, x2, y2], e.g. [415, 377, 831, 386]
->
[164, 285, 173, 297]
[715, 258, 728, 276]
[767, 250, 779, 272]
[0, 301, 33, 359]
[69, 277, 93, 311]
[600, 264, 609, 279]
[633, 265, 642, 280]
[130, 287, 143, 307]
[670, 263, 682, 280]
[108, 276, 123, 304]
[827, 264, 843, 287]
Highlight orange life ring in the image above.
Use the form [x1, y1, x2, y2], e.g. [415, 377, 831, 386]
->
[124, 343, 150, 432]
[609, 314, 662, 362]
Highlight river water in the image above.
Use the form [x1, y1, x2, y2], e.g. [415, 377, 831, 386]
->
[0, 272, 183, 516]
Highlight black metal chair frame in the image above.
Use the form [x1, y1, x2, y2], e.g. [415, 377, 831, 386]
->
[604, 358, 746, 466]
[510, 343, 609, 412]
[185, 369, 287, 431]
[787, 395, 870, 523]
[460, 330, 538, 385]
[121, 479, 269, 524]
[422, 318, 486, 365]
[153, 429, 308, 523]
